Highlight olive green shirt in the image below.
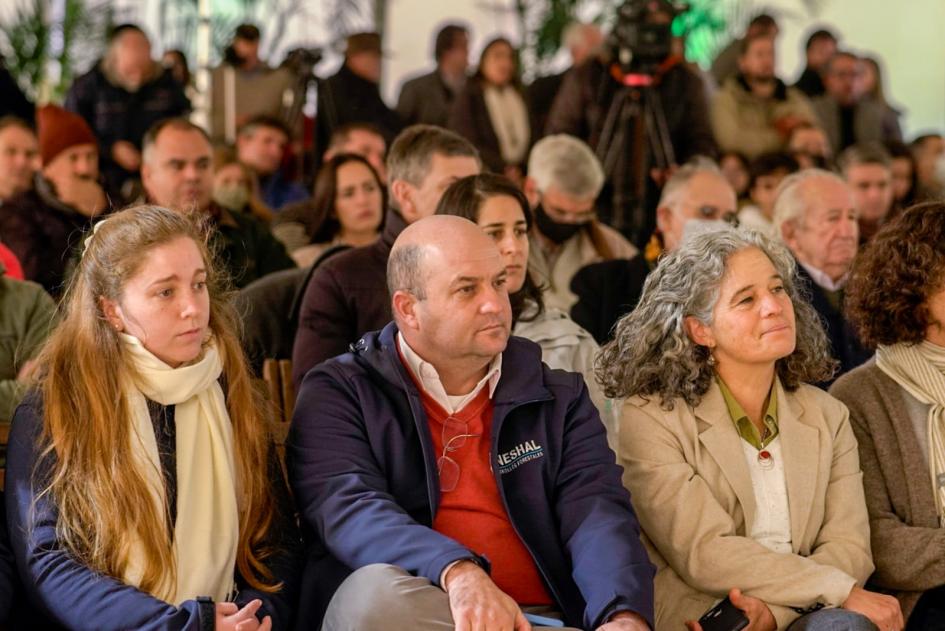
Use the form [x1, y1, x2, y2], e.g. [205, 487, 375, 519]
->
[716, 376, 779, 450]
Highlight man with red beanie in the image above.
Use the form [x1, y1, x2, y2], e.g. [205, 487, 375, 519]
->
[0, 104, 108, 296]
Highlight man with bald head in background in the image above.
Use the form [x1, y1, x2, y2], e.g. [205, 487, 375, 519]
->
[289, 215, 654, 631]
[66, 23, 190, 199]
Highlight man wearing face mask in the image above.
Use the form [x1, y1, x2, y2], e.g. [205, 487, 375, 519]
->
[570, 158, 736, 343]
[525, 135, 637, 314]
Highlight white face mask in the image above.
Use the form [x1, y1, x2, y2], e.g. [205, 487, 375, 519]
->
[934, 153, 945, 187]
[212, 185, 250, 212]
[680, 218, 731, 245]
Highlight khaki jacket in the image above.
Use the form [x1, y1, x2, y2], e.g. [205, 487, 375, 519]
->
[619, 379, 873, 630]
[711, 76, 817, 160]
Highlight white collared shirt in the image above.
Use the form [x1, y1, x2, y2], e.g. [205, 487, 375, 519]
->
[397, 333, 502, 414]
[741, 437, 793, 554]
[799, 261, 848, 292]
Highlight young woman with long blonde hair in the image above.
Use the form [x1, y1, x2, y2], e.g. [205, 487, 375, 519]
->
[5, 205, 300, 630]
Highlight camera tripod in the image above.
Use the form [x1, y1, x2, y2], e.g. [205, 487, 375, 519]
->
[594, 68, 676, 244]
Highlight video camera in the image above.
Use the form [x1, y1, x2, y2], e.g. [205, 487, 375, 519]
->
[608, 0, 688, 76]
[282, 47, 324, 76]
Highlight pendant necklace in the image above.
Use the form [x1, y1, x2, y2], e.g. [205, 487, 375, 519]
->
[757, 426, 774, 470]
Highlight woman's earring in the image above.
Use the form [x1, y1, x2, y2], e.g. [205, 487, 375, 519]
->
[706, 347, 716, 366]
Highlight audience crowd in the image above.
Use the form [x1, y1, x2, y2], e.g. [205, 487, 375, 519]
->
[1, 4, 944, 630]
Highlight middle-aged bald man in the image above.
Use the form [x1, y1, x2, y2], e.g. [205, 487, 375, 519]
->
[289, 215, 654, 631]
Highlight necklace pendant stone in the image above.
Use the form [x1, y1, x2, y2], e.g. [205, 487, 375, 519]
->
[758, 449, 774, 470]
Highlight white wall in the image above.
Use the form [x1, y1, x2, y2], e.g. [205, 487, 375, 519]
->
[380, 0, 945, 138]
[380, 0, 520, 105]
[766, 0, 945, 138]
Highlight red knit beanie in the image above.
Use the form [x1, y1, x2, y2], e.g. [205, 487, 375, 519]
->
[36, 104, 98, 165]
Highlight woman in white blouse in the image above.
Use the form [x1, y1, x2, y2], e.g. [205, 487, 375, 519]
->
[449, 37, 532, 183]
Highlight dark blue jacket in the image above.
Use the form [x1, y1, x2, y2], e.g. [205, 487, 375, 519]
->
[6, 395, 302, 630]
[795, 264, 871, 384]
[288, 323, 655, 630]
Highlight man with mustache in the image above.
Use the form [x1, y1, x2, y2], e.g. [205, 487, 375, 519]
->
[0, 105, 108, 296]
[773, 169, 870, 381]
[289, 215, 654, 631]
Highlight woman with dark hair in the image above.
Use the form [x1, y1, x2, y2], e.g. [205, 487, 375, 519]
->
[161, 49, 192, 92]
[884, 140, 918, 214]
[436, 173, 616, 446]
[272, 153, 385, 267]
[720, 151, 751, 202]
[599, 227, 901, 630]
[831, 203, 945, 629]
[448, 38, 533, 181]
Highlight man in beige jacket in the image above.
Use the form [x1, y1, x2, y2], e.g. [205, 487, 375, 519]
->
[712, 35, 817, 160]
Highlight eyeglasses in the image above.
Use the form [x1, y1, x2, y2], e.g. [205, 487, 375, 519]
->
[437, 416, 481, 493]
[539, 196, 597, 224]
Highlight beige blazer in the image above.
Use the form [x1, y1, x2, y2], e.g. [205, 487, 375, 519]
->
[619, 379, 873, 630]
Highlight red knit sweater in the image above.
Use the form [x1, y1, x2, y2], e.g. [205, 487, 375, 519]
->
[411, 371, 552, 605]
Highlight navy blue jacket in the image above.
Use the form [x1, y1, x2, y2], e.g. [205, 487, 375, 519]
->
[288, 323, 655, 630]
[6, 395, 302, 630]
[795, 264, 871, 384]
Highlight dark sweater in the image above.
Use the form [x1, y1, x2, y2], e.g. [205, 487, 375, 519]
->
[795, 264, 871, 383]
[0, 175, 97, 297]
[6, 394, 302, 630]
[209, 204, 295, 289]
[291, 208, 406, 387]
[569, 255, 650, 345]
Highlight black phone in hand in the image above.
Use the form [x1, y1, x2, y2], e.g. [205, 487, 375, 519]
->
[698, 597, 749, 631]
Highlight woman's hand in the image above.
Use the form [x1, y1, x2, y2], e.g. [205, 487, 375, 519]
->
[215, 600, 272, 631]
[685, 588, 776, 631]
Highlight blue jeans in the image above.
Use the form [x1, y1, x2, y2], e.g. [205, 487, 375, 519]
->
[787, 609, 878, 631]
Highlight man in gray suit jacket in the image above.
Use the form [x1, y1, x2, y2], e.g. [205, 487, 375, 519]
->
[811, 51, 901, 154]
[396, 24, 469, 128]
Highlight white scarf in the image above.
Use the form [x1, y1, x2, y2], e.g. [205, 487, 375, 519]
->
[482, 84, 530, 165]
[876, 341, 945, 527]
[120, 334, 240, 604]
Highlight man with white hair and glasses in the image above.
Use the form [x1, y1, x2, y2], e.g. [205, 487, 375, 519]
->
[570, 157, 736, 343]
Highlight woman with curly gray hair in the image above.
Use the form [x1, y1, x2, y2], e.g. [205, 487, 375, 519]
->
[598, 228, 902, 631]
